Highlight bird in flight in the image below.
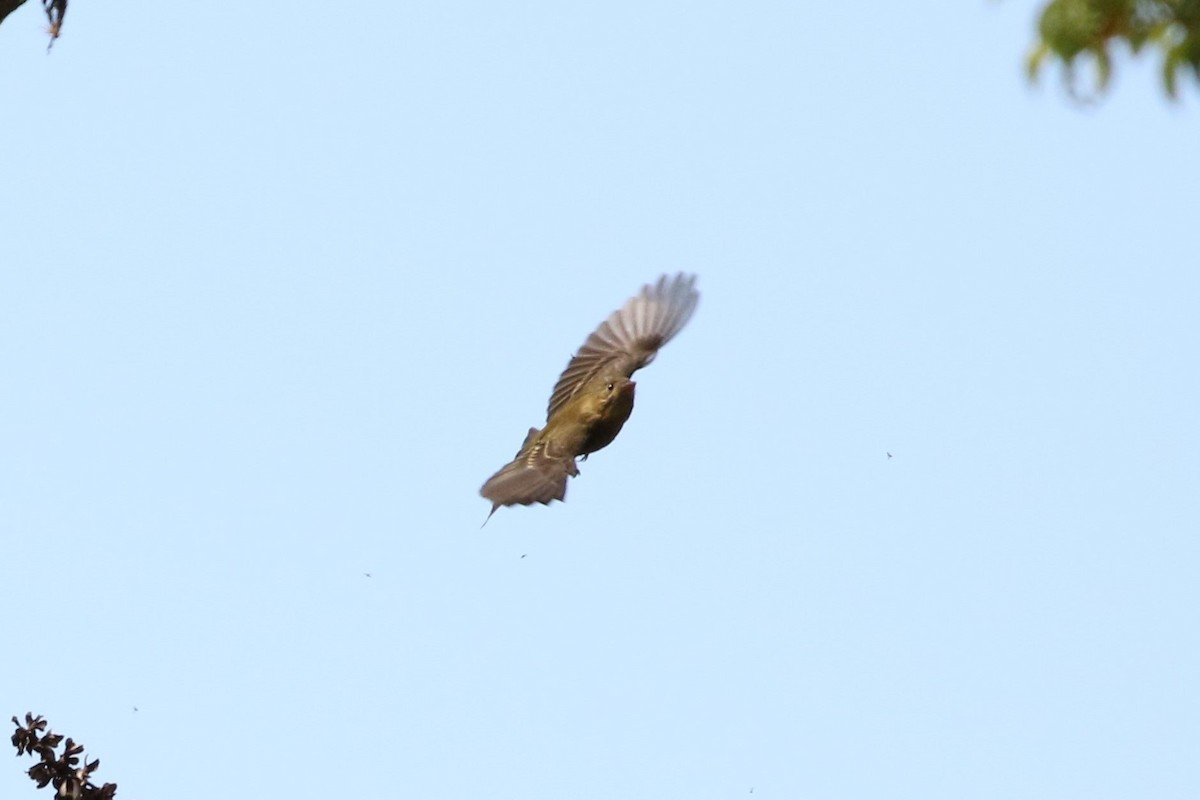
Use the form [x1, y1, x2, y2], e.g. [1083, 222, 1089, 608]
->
[481, 273, 699, 521]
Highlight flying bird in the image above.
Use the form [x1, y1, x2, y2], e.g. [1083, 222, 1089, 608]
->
[481, 273, 699, 520]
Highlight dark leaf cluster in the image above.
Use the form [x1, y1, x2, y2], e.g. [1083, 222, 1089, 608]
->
[1029, 0, 1200, 98]
[10, 714, 116, 800]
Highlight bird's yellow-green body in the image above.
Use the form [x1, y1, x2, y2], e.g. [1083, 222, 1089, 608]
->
[547, 376, 636, 457]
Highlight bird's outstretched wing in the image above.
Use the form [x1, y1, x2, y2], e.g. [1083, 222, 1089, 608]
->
[480, 429, 581, 513]
[546, 273, 699, 421]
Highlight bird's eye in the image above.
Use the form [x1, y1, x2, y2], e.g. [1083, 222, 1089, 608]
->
[606, 382, 615, 392]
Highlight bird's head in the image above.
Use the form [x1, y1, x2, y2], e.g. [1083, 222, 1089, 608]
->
[599, 376, 635, 405]
[569, 375, 635, 420]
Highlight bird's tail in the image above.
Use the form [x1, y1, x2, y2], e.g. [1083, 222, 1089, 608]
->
[480, 428, 579, 520]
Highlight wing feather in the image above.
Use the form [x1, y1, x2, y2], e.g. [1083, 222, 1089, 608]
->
[545, 273, 699, 421]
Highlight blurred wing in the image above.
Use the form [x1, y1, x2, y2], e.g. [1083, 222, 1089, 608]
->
[480, 434, 580, 509]
[546, 273, 699, 421]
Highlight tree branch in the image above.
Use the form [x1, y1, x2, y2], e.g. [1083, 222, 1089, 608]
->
[11, 713, 117, 800]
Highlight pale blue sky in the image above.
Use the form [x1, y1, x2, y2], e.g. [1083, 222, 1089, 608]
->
[3, 2, 1198, 799]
